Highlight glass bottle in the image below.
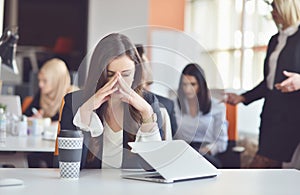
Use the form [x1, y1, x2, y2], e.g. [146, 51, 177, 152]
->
[0, 108, 7, 145]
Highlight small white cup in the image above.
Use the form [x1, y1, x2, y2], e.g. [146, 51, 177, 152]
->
[43, 118, 51, 127]
[17, 120, 28, 136]
[31, 119, 43, 136]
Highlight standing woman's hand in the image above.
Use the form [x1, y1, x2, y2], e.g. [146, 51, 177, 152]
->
[275, 71, 300, 93]
[79, 73, 119, 125]
[117, 74, 153, 122]
[225, 93, 245, 105]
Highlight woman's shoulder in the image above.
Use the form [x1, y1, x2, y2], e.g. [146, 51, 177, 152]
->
[67, 85, 80, 93]
[143, 90, 158, 103]
[65, 89, 84, 99]
[64, 90, 86, 105]
[62, 90, 89, 114]
[210, 98, 226, 114]
[170, 96, 178, 104]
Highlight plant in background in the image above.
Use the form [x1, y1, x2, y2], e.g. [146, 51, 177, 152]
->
[0, 103, 7, 112]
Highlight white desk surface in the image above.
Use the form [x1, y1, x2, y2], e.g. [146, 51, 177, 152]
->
[0, 168, 299, 195]
[0, 135, 55, 152]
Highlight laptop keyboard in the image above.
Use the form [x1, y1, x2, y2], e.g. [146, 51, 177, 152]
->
[145, 175, 165, 179]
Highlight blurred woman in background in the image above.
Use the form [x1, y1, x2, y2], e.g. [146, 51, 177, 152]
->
[174, 63, 228, 168]
[24, 58, 78, 121]
[25, 58, 78, 168]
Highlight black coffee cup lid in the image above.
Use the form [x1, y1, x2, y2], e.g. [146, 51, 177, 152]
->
[58, 129, 83, 138]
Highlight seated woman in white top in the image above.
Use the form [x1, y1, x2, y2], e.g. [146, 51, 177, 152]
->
[173, 63, 228, 167]
[56, 33, 163, 169]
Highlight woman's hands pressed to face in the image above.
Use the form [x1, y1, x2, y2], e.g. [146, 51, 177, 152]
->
[116, 73, 153, 120]
[79, 73, 119, 125]
[80, 55, 153, 126]
[80, 72, 152, 126]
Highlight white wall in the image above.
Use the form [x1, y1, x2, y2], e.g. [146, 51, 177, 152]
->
[88, 0, 149, 52]
[81, 0, 150, 86]
[237, 99, 263, 135]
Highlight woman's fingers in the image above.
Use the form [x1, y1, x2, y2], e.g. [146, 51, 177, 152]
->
[100, 87, 118, 100]
[118, 88, 132, 104]
[93, 74, 119, 104]
[99, 96, 110, 106]
[98, 74, 119, 94]
[117, 75, 140, 104]
[95, 87, 118, 106]
[283, 70, 294, 78]
[278, 77, 292, 88]
[275, 71, 300, 93]
[118, 86, 151, 118]
[225, 93, 243, 105]
[82, 86, 118, 113]
[116, 75, 153, 119]
[117, 74, 132, 93]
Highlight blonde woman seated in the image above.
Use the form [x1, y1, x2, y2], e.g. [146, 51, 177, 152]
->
[24, 58, 78, 121]
[25, 58, 78, 168]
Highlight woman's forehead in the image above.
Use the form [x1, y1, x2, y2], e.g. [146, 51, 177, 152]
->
[183, 75, 197, 83]
[107, 55, 135, 72]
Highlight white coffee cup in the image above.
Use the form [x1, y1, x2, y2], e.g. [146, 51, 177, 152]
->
[58, 130, 83, 179]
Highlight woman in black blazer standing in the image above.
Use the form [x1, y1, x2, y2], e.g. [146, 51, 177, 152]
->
[55, 33, 162, 169]
[226, 0, 300, 168]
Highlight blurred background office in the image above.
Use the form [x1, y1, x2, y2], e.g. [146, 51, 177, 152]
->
[0, 0, 298, 168]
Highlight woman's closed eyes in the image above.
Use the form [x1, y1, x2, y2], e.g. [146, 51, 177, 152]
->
[183, 82, 198, 87]
[107, 69, 134, 78]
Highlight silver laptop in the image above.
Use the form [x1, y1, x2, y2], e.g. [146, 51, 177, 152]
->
[122, 140, 219, 183]
[0, 95, 22, 117]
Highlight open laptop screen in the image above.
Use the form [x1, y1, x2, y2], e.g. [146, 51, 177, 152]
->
[0, 95, 22, 117]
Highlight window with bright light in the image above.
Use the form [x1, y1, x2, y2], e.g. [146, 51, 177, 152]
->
[185, 0, 277, 89]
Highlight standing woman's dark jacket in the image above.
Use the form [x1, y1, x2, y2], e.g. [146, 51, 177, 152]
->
[58, 90, 163, 169]
[242, 26, 300, 162]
